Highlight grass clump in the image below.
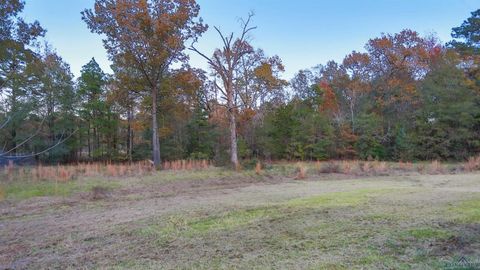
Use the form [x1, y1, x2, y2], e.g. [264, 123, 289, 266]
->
[450, 198, 480, 223]
[295, 163, 307, 179]
[136, 207, 280, 245]
[428, 160, 445, 174]
[464, 156, 480, 172]
[319, 161, 342, 174]
[4, 181, 77, 200]
[0, 184, 5, 201]
[2, 178, 122, 201]
[188, 208, 277, 232]
[286, 188, 390, 208]
[403, 227, 452, 240]
[90, 185, 112, 200]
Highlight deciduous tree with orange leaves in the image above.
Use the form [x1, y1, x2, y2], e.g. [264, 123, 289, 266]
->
[365, 30, 440, 119]
[82, 0, 207, 169]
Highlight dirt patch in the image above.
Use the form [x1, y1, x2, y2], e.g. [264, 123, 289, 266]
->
[433, 223, 480, 256]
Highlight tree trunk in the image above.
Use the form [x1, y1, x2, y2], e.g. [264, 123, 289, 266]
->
[87, 123, 91, 159]
[350, 101, 355, 134]
[229, 109, 239, 170]
[151, 86, 161, 169]
[127, 108, 133, 163]
[227, 82, 239, 170]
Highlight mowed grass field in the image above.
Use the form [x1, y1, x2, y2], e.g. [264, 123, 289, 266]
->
[1, 165, 480, 269]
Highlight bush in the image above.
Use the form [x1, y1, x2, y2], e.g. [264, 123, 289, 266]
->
[319, 162, 341, 174]
[189, 152, 211, 160]
[464, 156, 480, 172]
[241, 158, 259, 170]
[428, 160, 445, 175]
[90, 186, 110, 200]
[295, 163, 307, 180]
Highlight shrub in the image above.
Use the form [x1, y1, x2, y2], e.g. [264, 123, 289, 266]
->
[417, 163, 426, 174]
[398, 161, 414, 171]
[255, 162, 262, 175]
[91, 186, 110, 200]
[464, 156, 480, 172]
[163, 159, 210, 171]
[241, 158, 259, 170]
[340, 160, 357, 175]
[319, 162, 341, 174]
[372, 161, 389, 175]
[428, 160, 445, 175]
[359, 162, 373, 174]
[295, 163, 307, 180]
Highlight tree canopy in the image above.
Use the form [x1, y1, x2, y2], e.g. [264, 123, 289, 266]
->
[1, 3, 479, 166]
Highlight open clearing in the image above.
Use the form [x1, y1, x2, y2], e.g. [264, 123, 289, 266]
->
[1, 168, 480, 269]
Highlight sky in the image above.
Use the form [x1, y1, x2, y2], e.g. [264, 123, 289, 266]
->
[22, 0, 479, 80]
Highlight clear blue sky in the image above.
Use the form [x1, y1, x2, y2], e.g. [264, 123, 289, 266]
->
[22, 0, 478, 79]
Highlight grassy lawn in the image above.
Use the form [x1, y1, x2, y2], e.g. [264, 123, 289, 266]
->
[1, 167, 479, 269]
[1, 178, 122, 201]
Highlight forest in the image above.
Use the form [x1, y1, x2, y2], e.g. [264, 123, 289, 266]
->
[1, 0, 479, 169]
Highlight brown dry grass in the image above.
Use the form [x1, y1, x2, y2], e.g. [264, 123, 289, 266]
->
[428, 160, 446, 175]
[307, 157, 480, 178]
[318, 161, 342, 174]
[162, 159, 211, 171]
[2, 157, 479, 185]
[398, 161, 414, 171]
[1, 159, 212, 183]
[295, 163, 307, 180]
[255, 161, 262, 175]
[464, 156, 480, 172]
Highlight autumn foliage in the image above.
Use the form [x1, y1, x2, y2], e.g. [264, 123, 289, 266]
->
[1, 3, 479, 168]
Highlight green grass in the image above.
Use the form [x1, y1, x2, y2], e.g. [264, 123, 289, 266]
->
[144, 168, 231, 182]
[134, 189, 392, 244]
[0, 167, 257, 202]
[3, 168, 480, 269]
[402, 227, 452, 240]
[2, 178, 122, 201]
[132, 188, 402, 257]
[135, 206, 281, 247]
[285, 188, 390, 208]
[188, 208, 277, 232]
[126, 185, 477, 269]
[450, 198, 480, 223]
[0, 168, 240, 202]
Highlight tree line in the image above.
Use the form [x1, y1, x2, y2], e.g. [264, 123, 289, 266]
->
[1, 0, 479, 168]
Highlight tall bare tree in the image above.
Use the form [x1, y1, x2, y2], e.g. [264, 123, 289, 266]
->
[190, 13, 256, 169]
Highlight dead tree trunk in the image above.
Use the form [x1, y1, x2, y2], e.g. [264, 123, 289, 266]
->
[227, 81, 239, 169]
[190, 13, 256, 170]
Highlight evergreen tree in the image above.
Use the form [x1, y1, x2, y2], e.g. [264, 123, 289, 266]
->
[413, 56, 480, 160]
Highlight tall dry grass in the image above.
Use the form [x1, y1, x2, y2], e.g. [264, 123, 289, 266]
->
[162, 159, 210, 171]
[1, 159, 211, 182]
[341, 160, 357, 174]
[398, 161, 414, 171]
[372, 161, 388, 175]
[464, 156, 480, 172]
[295, 163, 307, 180]
[313, 158, 479, 176]
[255, 161, 262, 175]
[427, 160, 445, 175]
